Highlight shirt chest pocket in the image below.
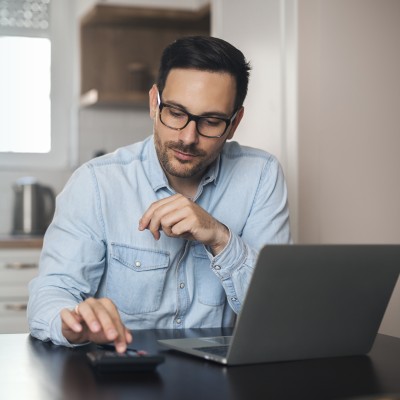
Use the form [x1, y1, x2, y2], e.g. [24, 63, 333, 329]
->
[107, 244, 170, 315]
[192, 244, 225, 307]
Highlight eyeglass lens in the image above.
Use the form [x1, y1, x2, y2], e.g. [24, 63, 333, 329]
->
[160, 106, 228, 137]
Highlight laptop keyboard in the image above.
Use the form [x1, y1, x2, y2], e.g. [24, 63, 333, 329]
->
[194, 345, 229, 357]
[200, 336, 232, 345]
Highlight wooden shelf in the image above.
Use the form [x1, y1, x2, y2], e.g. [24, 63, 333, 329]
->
[79, 4, 210, 108]
[81, 4, 210, 27]
[80, 89, 149, 108]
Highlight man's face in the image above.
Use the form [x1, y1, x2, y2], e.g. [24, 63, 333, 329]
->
[151, 68, 241, 183]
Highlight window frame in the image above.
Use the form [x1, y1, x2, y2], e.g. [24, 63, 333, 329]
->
[0, 0, 77, 170]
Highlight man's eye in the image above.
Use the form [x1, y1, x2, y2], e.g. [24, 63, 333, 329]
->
[203, 118, 223, 127]
[168, 108, 186, 118]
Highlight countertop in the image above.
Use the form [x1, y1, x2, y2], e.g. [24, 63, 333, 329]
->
[0, 235, 43, 249]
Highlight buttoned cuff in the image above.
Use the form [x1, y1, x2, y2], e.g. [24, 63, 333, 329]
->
[205, 229, 247, 280]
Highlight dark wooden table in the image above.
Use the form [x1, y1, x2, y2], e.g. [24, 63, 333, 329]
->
[1, 329, 400, 400]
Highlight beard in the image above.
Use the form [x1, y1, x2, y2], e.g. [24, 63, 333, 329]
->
[154, 133, 214, 179]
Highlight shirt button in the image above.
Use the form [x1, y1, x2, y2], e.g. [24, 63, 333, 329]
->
[214, 265, 221, 270]
[176, 318, 182, 324]
[231, 297, 237, 302]
[135, 261, 141, 268]
[179, 282, 185, 289]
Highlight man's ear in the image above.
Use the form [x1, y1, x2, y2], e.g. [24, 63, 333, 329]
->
[227, 107, 244, 140]
[149, 84, 158, 119]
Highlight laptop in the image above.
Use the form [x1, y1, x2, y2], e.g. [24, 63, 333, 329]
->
[158, 244, 400, 365]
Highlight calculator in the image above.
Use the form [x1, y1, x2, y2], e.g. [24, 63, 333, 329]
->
[86, 348, 165, 373]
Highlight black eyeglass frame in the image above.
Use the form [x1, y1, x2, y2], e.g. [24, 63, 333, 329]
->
[157, 92, 238, 139]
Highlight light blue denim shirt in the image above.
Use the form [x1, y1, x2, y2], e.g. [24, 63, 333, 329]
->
[28, 135, 291, 346]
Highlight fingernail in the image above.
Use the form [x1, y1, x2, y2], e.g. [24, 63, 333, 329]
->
[73, 323, 82, 332]
[116, 344, 126, 353]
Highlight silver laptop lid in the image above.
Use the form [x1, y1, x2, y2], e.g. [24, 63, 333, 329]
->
[226, 244, 400, 365]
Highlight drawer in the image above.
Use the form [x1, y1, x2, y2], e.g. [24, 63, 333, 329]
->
[0, 262, 38, 285]
[0, 315, 29, 333]
[0, 248, 41, 262]
[0, 298, 28, 315]
[0, 284, 30, 299]
[0, 249, 40, 285]
[0, 298, 29, 333]
[0, 249, 40, 334]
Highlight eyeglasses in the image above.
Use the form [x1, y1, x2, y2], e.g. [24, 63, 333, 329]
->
[157, 92, 238, 138]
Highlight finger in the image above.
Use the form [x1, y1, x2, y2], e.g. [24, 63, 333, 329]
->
[159, 208, 192, 238]
[76, 300, 103, 334]
[149, 224, 161, 240]
[125, 329, 133, 344]
[139, 194, 182, 231]
[100, 299, 130, 352]
[169, 217, 193, 237]
[60, 308, 83, 333]
[85, 300, 120, 343]
[147, 197, 191, 238]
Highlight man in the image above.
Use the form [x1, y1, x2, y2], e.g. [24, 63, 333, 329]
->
[28, 36, 291, 353]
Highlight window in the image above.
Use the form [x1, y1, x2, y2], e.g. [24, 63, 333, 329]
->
[0, 36, 51, 153]
[0, 0, 75, 168]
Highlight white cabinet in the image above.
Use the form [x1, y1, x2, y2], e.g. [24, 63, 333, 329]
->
[0, 248, 40, 333]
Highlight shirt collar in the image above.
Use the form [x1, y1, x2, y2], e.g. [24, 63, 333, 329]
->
[200, 153, 220, 187]
[146, 136, 170, 192]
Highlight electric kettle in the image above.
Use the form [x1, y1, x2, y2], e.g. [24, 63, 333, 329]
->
[12, 177, 56, 236]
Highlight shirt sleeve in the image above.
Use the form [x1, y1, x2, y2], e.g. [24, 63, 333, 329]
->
[206, 156, 292, 313]
[27, 164, 107, 346]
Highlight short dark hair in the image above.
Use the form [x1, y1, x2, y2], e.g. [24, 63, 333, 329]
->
[157, 36, 251, 110]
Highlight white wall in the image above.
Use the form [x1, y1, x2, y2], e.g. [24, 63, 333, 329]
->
[78, 108, 151, 165]
[212, 0, 299, 240]
[298, 0, 400, 245]
[298, 0, 400, 337]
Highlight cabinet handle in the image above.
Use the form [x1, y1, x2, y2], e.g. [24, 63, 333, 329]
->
[5, 303, 28, 312]
[5, 262, 38, 270]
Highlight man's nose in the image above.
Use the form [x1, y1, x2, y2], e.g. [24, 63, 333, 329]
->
[178, 120, 199, 145]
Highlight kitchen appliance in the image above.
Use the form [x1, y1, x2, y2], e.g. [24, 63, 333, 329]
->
[12, 177, 55, 236]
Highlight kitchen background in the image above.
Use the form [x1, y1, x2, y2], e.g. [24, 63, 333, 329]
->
[1, 0, 400, 336]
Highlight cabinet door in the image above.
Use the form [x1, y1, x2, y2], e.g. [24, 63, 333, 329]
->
[0, 298, 30, 333]
[0, 249, 40, 333]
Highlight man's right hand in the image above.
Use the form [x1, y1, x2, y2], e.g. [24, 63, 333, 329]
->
[60, 297, 132, 353]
